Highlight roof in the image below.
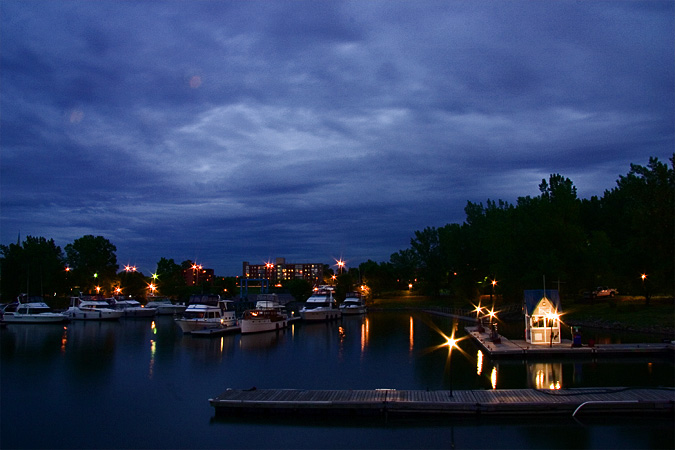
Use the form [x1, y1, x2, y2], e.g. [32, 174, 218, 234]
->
[523, 289, 561, 315]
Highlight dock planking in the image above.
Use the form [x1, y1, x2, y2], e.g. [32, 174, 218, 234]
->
[464, 326, 674, 359]
[210, 387, 674, 417]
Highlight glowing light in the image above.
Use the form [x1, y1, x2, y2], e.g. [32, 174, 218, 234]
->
[148, 283, 157, 293]
[65, 266, 71, 272]
[641, 273, 647, 281]
[490, 366, 498, 389]
[409, 316, 414, 353]
[476, 350, 483, 375]
[95, 286, 101, 294]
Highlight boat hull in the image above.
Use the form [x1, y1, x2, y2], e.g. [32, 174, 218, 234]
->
[175, 319, 224, 333]
[300, 308, 342, 322]
[240, 318, 289, 334]
[154, 305, 186, 315]
[65, 309, 123, 320]
[2, 313, 68, 324]
[340, 306, 366, 315]
[120, 308, 157, 318]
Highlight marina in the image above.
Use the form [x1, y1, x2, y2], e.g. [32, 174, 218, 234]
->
[2, 310, 673, 449]
[210, 387, 675, 417]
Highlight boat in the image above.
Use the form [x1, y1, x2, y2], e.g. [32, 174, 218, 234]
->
[64, 296, 123, 320]
[145, 296, 186, 315]
[1, 294, 69, 323]
[174, 294, 237, 333]
[109, 297, 157, 318]
[300, 286, 342, 322]
[240, 294, 289, 334]
[339, 293, 367, 315]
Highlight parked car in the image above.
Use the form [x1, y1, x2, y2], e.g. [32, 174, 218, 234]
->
[592, 286, 618, 298]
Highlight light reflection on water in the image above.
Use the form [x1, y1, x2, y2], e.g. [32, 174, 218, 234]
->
[1, 311, 673, 449]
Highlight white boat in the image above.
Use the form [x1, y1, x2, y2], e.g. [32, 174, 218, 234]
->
[174, 295, 237, 333]
[110, 297, 157, 318]
[300, 286, 342, 322]
[1, 295, 68, 323]
[145, 297, 186, 315]
[339, 293, 367, 315]
[240, 294, 289, 334]
[64, 296, 123, 320]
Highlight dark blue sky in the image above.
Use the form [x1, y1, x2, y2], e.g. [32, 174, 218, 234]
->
[1, 1, 673, 276]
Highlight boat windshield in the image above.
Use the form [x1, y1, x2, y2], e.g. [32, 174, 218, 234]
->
[306, 302, 331, 309]
[18, 306, 52, 314]
[183, 312, 205, 319]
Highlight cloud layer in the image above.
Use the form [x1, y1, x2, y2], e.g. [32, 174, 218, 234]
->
[2, 1, 673, 275]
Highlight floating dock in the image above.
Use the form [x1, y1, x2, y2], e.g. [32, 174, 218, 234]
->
[465, 326, 674, 359]
[210, 387, 674, 417]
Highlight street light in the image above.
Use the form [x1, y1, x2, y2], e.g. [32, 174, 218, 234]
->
[444, 334, 459, 397]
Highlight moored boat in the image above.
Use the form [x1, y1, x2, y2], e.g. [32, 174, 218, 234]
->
[240, 294, 289, 334]
[1, 294, 68, 323]
[175, 294, 237, 333]
[300, 286, 341, 322]
[339, 293, 367, 315]
[110, 297, 157, 318]
[145, 296, 186, 315]
[64, 296, 123, 320]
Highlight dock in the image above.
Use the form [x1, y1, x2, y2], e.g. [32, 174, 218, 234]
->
[465, 326, 674, 359]
[210, 387, 674, 417]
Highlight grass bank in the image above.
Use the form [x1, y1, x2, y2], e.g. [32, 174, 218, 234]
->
[369, 292, 675, 337]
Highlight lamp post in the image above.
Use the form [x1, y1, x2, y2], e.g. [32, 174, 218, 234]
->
[445, 336, 458, 397]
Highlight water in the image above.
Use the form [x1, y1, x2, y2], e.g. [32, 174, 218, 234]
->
[1, 311, 673, 449]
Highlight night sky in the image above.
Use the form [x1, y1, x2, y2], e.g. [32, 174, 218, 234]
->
[1, 1, 673, 276]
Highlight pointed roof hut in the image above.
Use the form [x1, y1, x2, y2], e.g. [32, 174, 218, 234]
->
[523, 289, 562, 345]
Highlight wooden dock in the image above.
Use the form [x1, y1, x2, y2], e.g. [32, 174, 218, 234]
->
[210, 387, 674, 417]
[465, 326, 674, 359]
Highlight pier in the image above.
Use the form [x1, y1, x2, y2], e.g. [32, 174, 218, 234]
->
[464, 326, 675, 359]
[210, 387, 674, 417]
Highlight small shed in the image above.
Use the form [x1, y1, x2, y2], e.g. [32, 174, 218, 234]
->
[523, 289, 562, 345]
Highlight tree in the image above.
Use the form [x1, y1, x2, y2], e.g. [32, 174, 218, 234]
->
[0, 236, 66, 299]
[602, 155, 675, 298]
[409, 227, 446, 295]
[64, 235, 118, 295]
[286, 279, 313, 302]
[117, 269, 147, 298]
[153, 257, 186, 298]
[334, 273, 354, 302]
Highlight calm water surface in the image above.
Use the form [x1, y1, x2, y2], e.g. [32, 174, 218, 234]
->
[1, 311, 673, 449]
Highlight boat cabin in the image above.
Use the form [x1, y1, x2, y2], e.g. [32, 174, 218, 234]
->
[523, 289, 562, 345]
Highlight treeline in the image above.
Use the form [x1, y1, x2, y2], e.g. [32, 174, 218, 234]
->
[359, 155, 674, 303]
[0, 235, 238, 301]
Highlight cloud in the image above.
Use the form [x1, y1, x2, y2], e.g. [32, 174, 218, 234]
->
[1, 0, 672, 274]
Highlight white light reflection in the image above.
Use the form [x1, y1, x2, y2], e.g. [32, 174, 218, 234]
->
[476, 350, 483, 375]
[490, 366, 498, 389]
[60, 326, 68, 353]
[360, 317, 369, 359]
[149, 339, 156, 379]
[529, 363, 563, 390]
[409, 316, 414, 354]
